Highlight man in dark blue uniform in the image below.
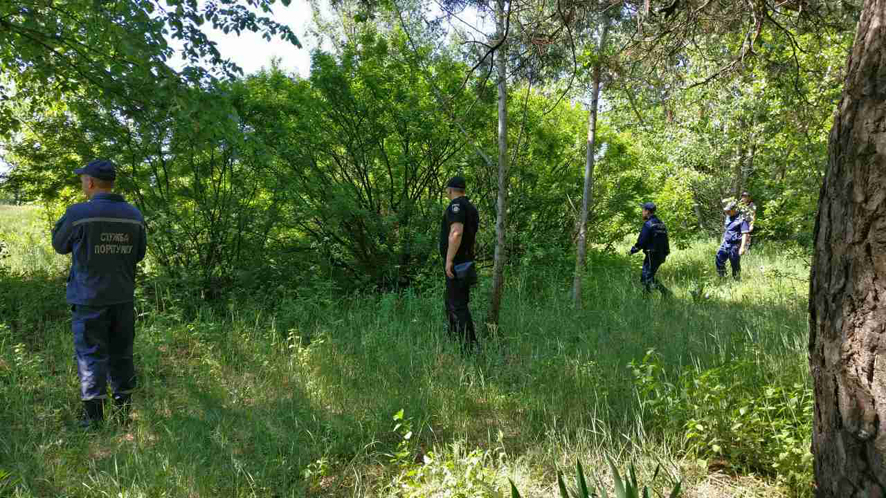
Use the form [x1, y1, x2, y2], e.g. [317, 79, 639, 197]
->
[51, 159, 147, 428]
[439, 176, 480, 349]
[716, 201, 750, 279]
[629, 202, 671, 295]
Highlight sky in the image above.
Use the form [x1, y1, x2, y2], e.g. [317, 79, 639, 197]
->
[167, 0, 327, 78]
[167, 0, 484, 77]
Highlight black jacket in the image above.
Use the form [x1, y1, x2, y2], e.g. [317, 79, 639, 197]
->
[631, 215, 669, 256]
[439, 196, 479, 264]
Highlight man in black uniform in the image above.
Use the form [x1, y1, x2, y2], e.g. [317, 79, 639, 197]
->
[629, 202, 671, 295]
[51, 159, 147, 427]
[439, 176, 480, 349]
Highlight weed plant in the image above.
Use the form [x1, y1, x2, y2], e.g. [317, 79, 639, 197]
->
[0, 206, 812, 497]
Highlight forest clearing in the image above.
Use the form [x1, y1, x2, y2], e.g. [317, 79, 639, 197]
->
[1, 0, 884, 496]
[2, 205, 812, 496]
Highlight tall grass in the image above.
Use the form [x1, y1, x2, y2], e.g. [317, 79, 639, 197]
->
[0, 206, 811, 497]
[0, 205, 68, 275]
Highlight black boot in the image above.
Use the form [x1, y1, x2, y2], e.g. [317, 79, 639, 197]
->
[79, 399, 104, 429]
[112, 394, 132, 424]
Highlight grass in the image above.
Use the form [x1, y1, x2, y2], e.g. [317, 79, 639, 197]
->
[0, 205, 68, 275]
[0, 204, 812, 497]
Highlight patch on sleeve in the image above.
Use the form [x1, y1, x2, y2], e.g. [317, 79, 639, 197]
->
[451, 204, 460, 213]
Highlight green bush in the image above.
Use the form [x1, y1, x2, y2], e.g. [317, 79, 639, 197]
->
[385, 409, 504, 497]
[755, 195, 816, 247]
[630, 350, 813, 489]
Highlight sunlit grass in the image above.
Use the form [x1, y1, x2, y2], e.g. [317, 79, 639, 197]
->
[0, 206, 810, 497]
[0, 204, 68, 275]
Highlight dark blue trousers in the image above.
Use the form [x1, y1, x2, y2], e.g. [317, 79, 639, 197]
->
[716, 244, 741, 278]
[72, 302, 136, 401]
[641, 253, 669, 294]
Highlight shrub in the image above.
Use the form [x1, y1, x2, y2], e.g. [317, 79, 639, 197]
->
[630, 350, 813, 489]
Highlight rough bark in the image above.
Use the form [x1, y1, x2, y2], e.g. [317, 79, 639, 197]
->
[572, 19, 609, 308]
[809, 0, 886, 496]
[487, 0, 509, 329]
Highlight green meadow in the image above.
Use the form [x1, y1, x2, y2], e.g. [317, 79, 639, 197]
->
[1, 205, 812, 497]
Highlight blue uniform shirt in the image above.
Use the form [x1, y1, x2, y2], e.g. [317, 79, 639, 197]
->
[51, 193, 147, 305]
[721, 214, 750, 247]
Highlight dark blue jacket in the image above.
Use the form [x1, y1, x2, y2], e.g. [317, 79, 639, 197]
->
[721, 214, 750, 248]
[52, 193, 147, 305]
[631, 215, 669, 256]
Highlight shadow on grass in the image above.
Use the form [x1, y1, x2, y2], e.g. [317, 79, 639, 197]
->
[0, 279, 379, 496]
[0, 242, 811, 495]
[282, 245, 809, 462]
[0, 269, 68, 352]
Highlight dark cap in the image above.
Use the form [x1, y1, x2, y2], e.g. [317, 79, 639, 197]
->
[723, 201, 737, 212]
[74, 159, 117, 181]
[741, 191, 751, 198]
[641, 202, 656, 212]
[445, 176, 466, 190]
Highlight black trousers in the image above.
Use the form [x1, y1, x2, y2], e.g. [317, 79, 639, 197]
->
[444, 276, 476, 347]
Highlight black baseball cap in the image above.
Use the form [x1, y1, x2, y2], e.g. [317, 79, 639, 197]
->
[74, 159, 117, 181]
[445, 176, 466, 189]
[641, 202, 656, 212]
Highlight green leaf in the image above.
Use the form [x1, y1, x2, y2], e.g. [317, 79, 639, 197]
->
[629, 463, 638, 491]
[607, 456, 626, 498]
[510, 479, 522, 498]
[576, 460, 589, 498]
[669, 480, 683, 498]
[557, 471, 571, 498]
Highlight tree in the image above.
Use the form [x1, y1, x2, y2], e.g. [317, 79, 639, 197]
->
[2, 81, 290, 293]
[572, 13, 609, 308]
[0, 0, 300, 135]
[601, 5, 855, 243]
[809, 0, 886, 495]
[487, 0, 511, 328]
[248, 35, 476, 289]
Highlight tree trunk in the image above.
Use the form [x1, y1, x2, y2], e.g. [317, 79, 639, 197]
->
[487, 0, 509, 329]
[732, 142, 744, 199]
[572, 19, 610, 308]
[809, 1, 886, 496]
